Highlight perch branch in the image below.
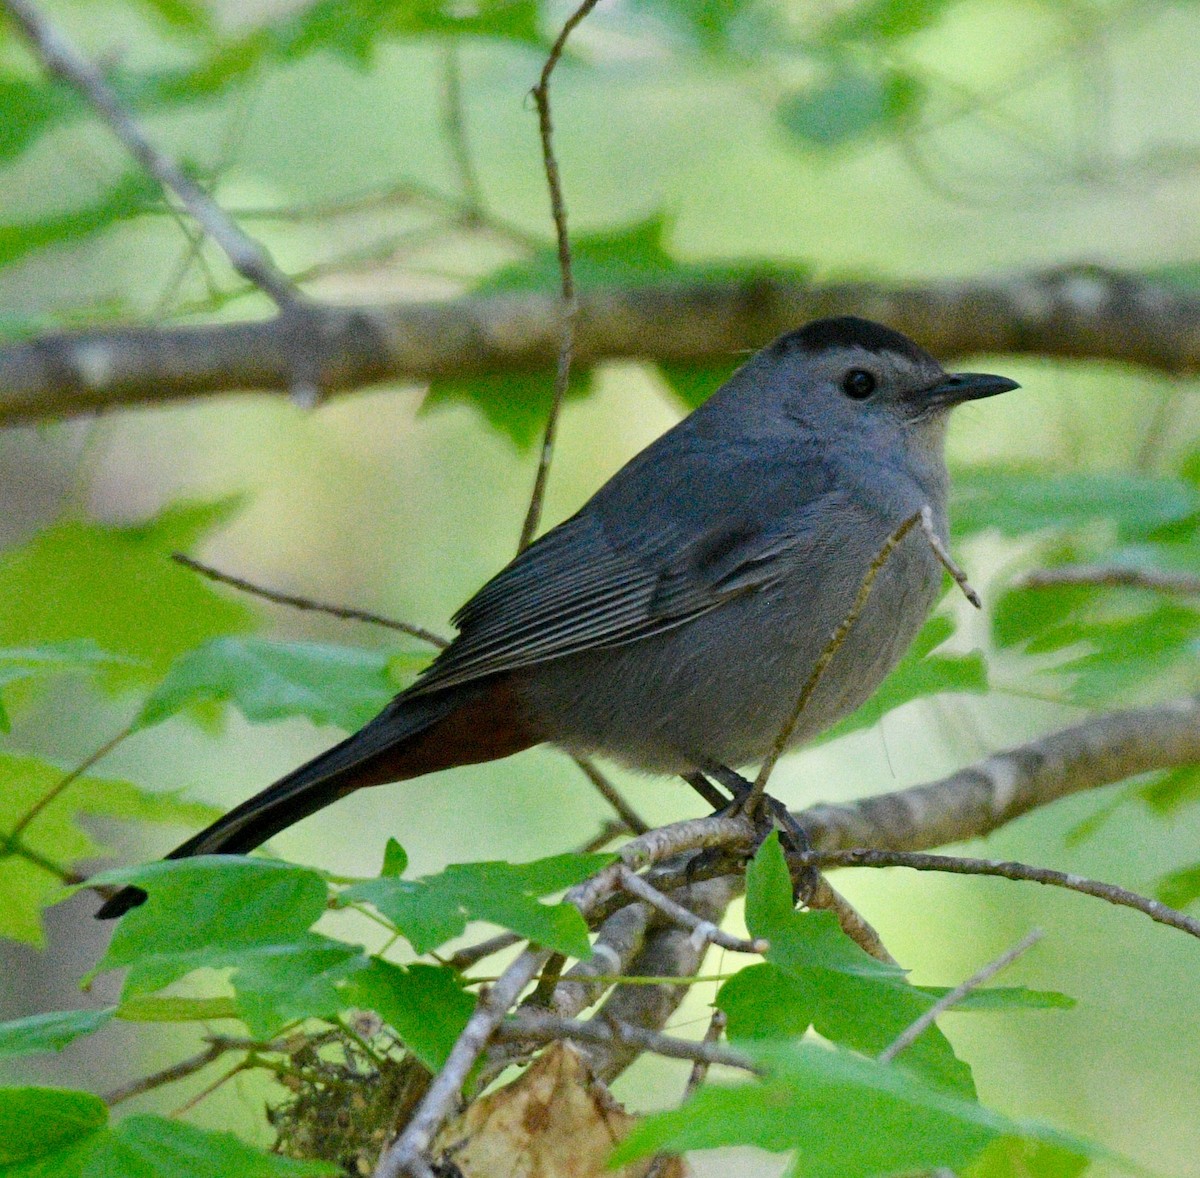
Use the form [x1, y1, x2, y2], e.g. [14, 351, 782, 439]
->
[6, 267, 1200, 424]
[795, 849, 1200, 941]
[1018, 565, 1200, 595]
[0, 0, 297, 313]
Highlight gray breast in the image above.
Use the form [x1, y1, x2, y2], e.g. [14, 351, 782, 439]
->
[512, 510, 943, 775]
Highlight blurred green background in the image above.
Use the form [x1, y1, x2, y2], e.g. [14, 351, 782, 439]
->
[2, 0, 1200, 1174]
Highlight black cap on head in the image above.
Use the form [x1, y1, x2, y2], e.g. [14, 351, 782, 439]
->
[775, 316, 935, 368]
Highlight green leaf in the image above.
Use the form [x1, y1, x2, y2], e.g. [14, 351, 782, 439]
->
[270, 0, 542, 65]
[0, 753, 220, 946]
[656, 358, 742, 410]
[230, 934, 368, 1038]
[610, 1040, 1095, 1176]
[0, 1087, 107, 1165]
[0, 1108, 337, 1176]
[340, 849, 615, 958]
[1137, 764, 1200, 815]
[816, 614, 988, 745]
[342, 958, 475, 1071]
[915, 986, 1075, 1012]
[0, 75, 81, 166]
[137, 636, 411, 732]
[1156, 863, 1200, 910]
[0, 641, 130, 731]
[736, 835, 973, 1095]
[116, 995, 240, 1022]
[480, 214, 805, 295]
[0, 499, 254, 689]
[824, 0, 954, 42]
[632, 0, 779, 56]
[777, 66, 922, 148]
[1032, 602, 1200, 704]
[423, 369, 594, 449]
[381, 837, 408, 877]
[88, 856, 331, 993]
[967, 1135, 1093, 1178]
[0, 1009, 114, 1060]
[0, 173, 159, 270]
[134, 0, 215, 35]
[953, 470, 1200, 541]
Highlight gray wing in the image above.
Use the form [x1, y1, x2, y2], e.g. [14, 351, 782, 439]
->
[406, 434, 838, 696]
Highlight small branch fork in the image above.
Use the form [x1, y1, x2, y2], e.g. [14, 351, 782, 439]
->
[0, 0, 328, 404]
[0, 0, 296, 310]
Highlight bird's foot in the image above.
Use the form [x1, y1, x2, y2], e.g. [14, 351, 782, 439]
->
[697, 763, 820, 904]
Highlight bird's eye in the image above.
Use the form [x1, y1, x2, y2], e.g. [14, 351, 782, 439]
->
[841, 369, 876, 399]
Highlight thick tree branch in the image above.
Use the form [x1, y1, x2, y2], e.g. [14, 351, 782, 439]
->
[797, 696, 1200, 853]
[4, 266, 1200, 425]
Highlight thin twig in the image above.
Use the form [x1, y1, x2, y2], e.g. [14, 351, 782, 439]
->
[0, 0, 297, 312]
[618, 865, 767, 955]
[171, 553, 449, 648]
[573, 756, 649, 833]
[749, 510, 924, 806]
[374, 947, 552, 1178]
[103, 1035, 273, 1105]
[1018, 565, 1200, 595]
[495, 1009, 757, 1074]
[8, 720, 137, 841]
[446, 931, 524, 972]
[919, 505, 981, 608]
[517, 0, 604, 551]
[806, 875, 898, 966]
[796, 848, 1200, 941]
[441, 44, 486, 223]
[645, 1010, 728, 1178]
[878, 929, 1043, 1064]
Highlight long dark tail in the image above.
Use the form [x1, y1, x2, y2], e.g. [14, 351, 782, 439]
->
[96, 678, 536, 919]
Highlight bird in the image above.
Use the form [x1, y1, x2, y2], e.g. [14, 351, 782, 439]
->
[96, 316, 1018, 919]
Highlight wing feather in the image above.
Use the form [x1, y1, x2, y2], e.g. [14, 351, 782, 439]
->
[409, 433, 837, 696]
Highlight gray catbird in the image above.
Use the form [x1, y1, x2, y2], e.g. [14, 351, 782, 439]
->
[97, 316, 1017, 919]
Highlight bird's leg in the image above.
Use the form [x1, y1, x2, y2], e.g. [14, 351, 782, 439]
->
[681, 771, 735, 811]
[701, 763, 811, 855]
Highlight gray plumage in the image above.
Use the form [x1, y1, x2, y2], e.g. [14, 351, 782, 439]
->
[95, 316, 1018, 920]
[412, 319, 1010, 772]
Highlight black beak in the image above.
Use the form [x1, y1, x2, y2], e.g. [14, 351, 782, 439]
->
[928, 371, 1020, 407]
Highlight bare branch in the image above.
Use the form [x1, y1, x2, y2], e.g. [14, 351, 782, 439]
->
[645, 1010, 728, 1178]
[877, 929, 1043, 1064]
[919, 505, 981, 608]
[171, 553, 449, 648]
[1018, 564, 1200, 595]
[0, 0, 297, 313]
[374, 946, 552, 1178]
[796, 848, 1200, 941]
[6, 267, 1198, 425]
[581, 876, 741, 1084]
[572, 756, 650, 834]
[495, 1009, 755, 1074]
[805, 875, 898, 966]
[102, 1035, 278, 1106]
[517, 0, 603, 551]
[494, 1002, 753, 1070]
[8, 719, 136, 841]
[618, 865, 767, 955]
[798, 696, 1200, 853]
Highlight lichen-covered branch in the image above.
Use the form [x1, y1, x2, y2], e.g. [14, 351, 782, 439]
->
[4, 266, 1200, 425]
